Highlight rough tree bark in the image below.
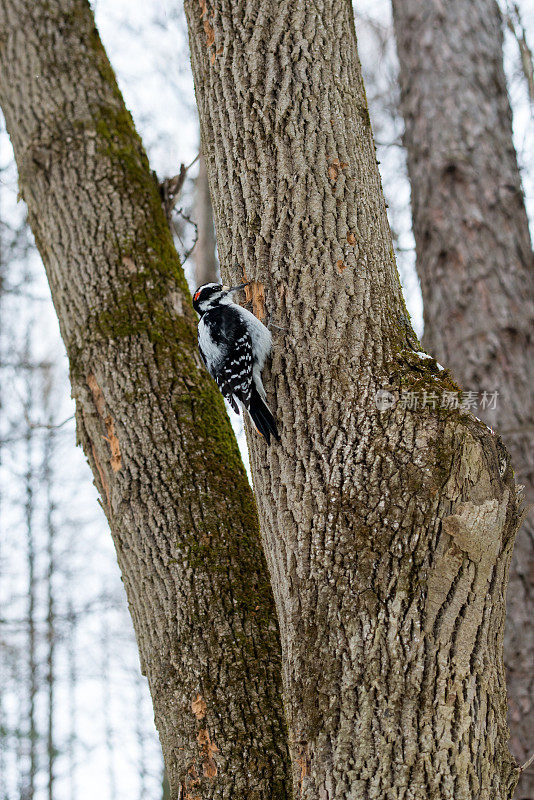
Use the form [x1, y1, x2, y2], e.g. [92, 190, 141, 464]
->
[390, 2, 534, 795]
[185, 0, 525, 797]
[194, 152, 219, 286]
[0, 1, 291, 797]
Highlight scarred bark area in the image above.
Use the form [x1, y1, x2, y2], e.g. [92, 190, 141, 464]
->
[185, 0, 524, 797]
[390, 2, 534, 793]
[0, 1, 291, 797]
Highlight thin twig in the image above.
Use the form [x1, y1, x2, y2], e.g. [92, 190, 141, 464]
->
[518, 751, 534, 774]
[160, 153, 200, 222]
[505, 2, 534, 105]
[23, 412, 75, 431]
[173, 208, 198, 265]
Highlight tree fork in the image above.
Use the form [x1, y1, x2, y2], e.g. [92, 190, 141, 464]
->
[185, 0, 525, 796]
[0, 1, 291, 797]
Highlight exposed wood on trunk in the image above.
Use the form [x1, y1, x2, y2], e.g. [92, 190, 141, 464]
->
[0, 1, 290, 796]
[391, 1, 534, 793]
[185, 0, 524, 796]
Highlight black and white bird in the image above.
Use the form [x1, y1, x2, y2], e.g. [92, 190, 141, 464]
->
[192, 282, 280, 444]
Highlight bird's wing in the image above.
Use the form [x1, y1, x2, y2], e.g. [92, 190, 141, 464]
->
[198, 307, 254, 409]
[216, 332, 253, 407]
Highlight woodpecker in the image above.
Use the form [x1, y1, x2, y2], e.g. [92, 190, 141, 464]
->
[192, 282, 280, 444]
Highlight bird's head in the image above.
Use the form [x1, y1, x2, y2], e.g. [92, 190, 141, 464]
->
[192, 282, 249, 316]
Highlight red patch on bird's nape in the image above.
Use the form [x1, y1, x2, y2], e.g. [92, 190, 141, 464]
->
[194, 289, 201, 302]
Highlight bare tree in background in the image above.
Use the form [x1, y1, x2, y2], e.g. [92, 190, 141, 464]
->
[65, 598, 77, 800]
[193, 153, 219, 286]
[42, 370, 57, 800]
[0, 1, 290, 797]
[185, 0, 525, 796]
[22, 337, 37, 800]
[134, 670, 149, 800]
[0, 154, 8, 800]
[391, 2, 534, 794]
[100, 619, 117, 800]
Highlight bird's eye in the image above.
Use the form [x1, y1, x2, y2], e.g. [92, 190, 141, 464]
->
[194, 290, 201, 302]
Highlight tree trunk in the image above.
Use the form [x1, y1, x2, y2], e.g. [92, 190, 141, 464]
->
[0, 146, 7, 800]
[135, 672, 149, 800]
[194, 152, 219, 286]
[0, 2, 290, 797]
[185, 0, 525, 796]
[43, 385, 57, 800]
[390, 2, 534, 794]
[23, 340, 37, 800]
[66, 598, 77, 800]
[100, 618, 118, 799]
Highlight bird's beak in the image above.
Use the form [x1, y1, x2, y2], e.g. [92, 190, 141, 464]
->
[223, 282, 250, 294]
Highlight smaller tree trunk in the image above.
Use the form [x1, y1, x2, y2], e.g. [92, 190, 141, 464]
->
[23, 341, 37, 800]
[100, 619, 117, 799]
[66, 598, 77, 800]
[193, 152, 219, 286]
[135, 672, 149, 800]
[43, 387, 56, 800]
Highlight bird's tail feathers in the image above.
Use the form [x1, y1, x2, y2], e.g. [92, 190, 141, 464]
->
[248, 384, 280, 445]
